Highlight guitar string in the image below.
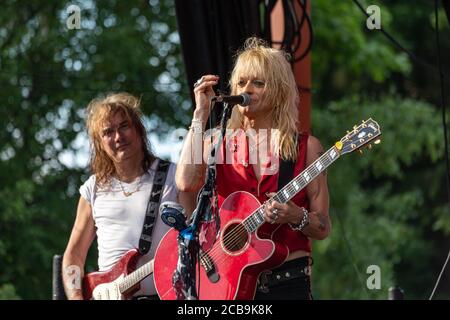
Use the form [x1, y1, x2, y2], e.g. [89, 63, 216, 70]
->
[157, 128, 376, 294]
[208, 132, 376, 273]
[199, 186, 305, 270]
[132, 152, 329, 294]
[121, 263, 142, 291]
[161, 133, 374, 292]
[120, 260, 152, 292]
[199, 150, 336, 268]
[136, 150, 337, 294]
[201, 166, 326, 269]
[154, 147, 339, 296]
[200, 150, 337, 269]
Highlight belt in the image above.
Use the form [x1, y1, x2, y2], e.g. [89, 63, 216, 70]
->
[257, 256, 312, 293]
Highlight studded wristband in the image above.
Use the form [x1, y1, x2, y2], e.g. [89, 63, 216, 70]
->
[289, 207, 309, 232]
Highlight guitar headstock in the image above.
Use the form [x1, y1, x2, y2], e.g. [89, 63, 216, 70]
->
[336, 118, 381, 155]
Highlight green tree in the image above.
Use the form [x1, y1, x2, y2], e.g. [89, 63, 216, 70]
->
[310, 0, 450, 299]
[0, 0, 187, 299]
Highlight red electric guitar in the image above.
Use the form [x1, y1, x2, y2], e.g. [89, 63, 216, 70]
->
[153, 118, 381, 300]
[83, 249, 154, 300]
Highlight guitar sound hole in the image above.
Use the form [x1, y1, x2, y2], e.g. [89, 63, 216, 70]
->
[222, 223, 249, 253]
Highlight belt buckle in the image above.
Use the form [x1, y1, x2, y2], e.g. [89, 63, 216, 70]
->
[258, 270, 272, 293]
[302, 265, 311, 277]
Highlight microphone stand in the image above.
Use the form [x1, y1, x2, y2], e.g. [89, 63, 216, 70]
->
[172, 102, 234, 300]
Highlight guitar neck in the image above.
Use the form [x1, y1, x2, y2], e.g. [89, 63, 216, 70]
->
[119, 259, 154, 293]
[244, 145, 340, 232]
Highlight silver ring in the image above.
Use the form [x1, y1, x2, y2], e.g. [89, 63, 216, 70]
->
[193, 77, 203, 88]
[272, 209, 278, 220]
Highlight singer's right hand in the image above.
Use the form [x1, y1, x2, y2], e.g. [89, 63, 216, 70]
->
[193, 74, 219, 120]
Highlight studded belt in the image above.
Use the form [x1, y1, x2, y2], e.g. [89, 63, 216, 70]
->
[257, 256, 312, 293]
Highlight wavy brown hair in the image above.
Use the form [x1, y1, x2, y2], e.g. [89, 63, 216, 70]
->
[85, 92, 155, 185]
[228, 37, 299, 161]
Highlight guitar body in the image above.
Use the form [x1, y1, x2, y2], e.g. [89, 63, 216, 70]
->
[154, 191, 289, 300]
[83, 248, 141, 300]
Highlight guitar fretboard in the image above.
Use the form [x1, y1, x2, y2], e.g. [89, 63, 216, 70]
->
[243, 145, 340, 233]
[119, 260, 154, 293]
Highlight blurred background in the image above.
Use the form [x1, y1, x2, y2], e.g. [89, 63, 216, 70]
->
[0, 0, 449, 299]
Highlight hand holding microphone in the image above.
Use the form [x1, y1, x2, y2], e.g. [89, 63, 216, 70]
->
[192, 75, 251, 122]
[193, 75, 219, 121]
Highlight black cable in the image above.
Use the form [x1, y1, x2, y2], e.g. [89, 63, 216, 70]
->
[334, 209, 371, 299]
[292, 0, 313, 62]
[352, 0, 448, 80]
[353, 0, 450, 300]
[279, 0, 299, 52]
[262, 0, 278, 44]
[281, 0, 302, 55]
[429, 0, 450, 300]
[291, 0, 308, 53]
[430, 250, 450, 299]
[270, 0, 313, 63]
[434, 0, 450, 218]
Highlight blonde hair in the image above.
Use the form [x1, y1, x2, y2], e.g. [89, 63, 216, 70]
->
[228, 37, 299, 161]
[86, 92, 155, 184]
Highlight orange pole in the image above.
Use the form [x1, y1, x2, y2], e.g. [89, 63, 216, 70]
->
[271, 0, 312, 133]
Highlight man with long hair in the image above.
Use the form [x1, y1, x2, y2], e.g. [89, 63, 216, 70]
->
[176, 38, 331, 299]
[62, 92, 194, 299]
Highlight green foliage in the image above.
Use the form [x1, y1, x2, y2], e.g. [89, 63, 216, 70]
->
[0, 0, 183, 299]
[312, 0, 411, 103]
[0, 284, 20, 300]
[312, 97, 445, 299]
[308, 0, 450, 299]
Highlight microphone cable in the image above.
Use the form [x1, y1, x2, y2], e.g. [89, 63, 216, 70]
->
[352, 0, 448, 79]
[334, 208, 371, 299]
[429, 0, 450, 300]
[267, 0, 313, 63]
[353, 0, 450, 299]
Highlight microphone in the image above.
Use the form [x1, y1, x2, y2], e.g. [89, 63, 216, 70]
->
[213, 93, 251, 106]
[160, 201, 187, 231]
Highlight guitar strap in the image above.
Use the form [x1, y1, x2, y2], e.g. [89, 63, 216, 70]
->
[277, 134, 299, 189]
[138, 159, 171, 255]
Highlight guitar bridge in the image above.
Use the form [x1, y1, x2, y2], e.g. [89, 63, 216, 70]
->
[200, 251, 220, 283]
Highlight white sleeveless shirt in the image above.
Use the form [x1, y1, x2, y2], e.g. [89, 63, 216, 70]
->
[79, 159, 178, 296]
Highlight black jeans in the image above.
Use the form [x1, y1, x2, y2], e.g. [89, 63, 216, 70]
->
[255, 256, 313, 300]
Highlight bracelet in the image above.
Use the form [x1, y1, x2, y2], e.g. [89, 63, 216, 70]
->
[289, 207, 309, 232]
[189, 119, 203, 134]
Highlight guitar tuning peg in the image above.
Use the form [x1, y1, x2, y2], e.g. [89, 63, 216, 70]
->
[359, 149, 364, 154]
[368, 144, 372, 149]
[374, 139, 381, 145]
